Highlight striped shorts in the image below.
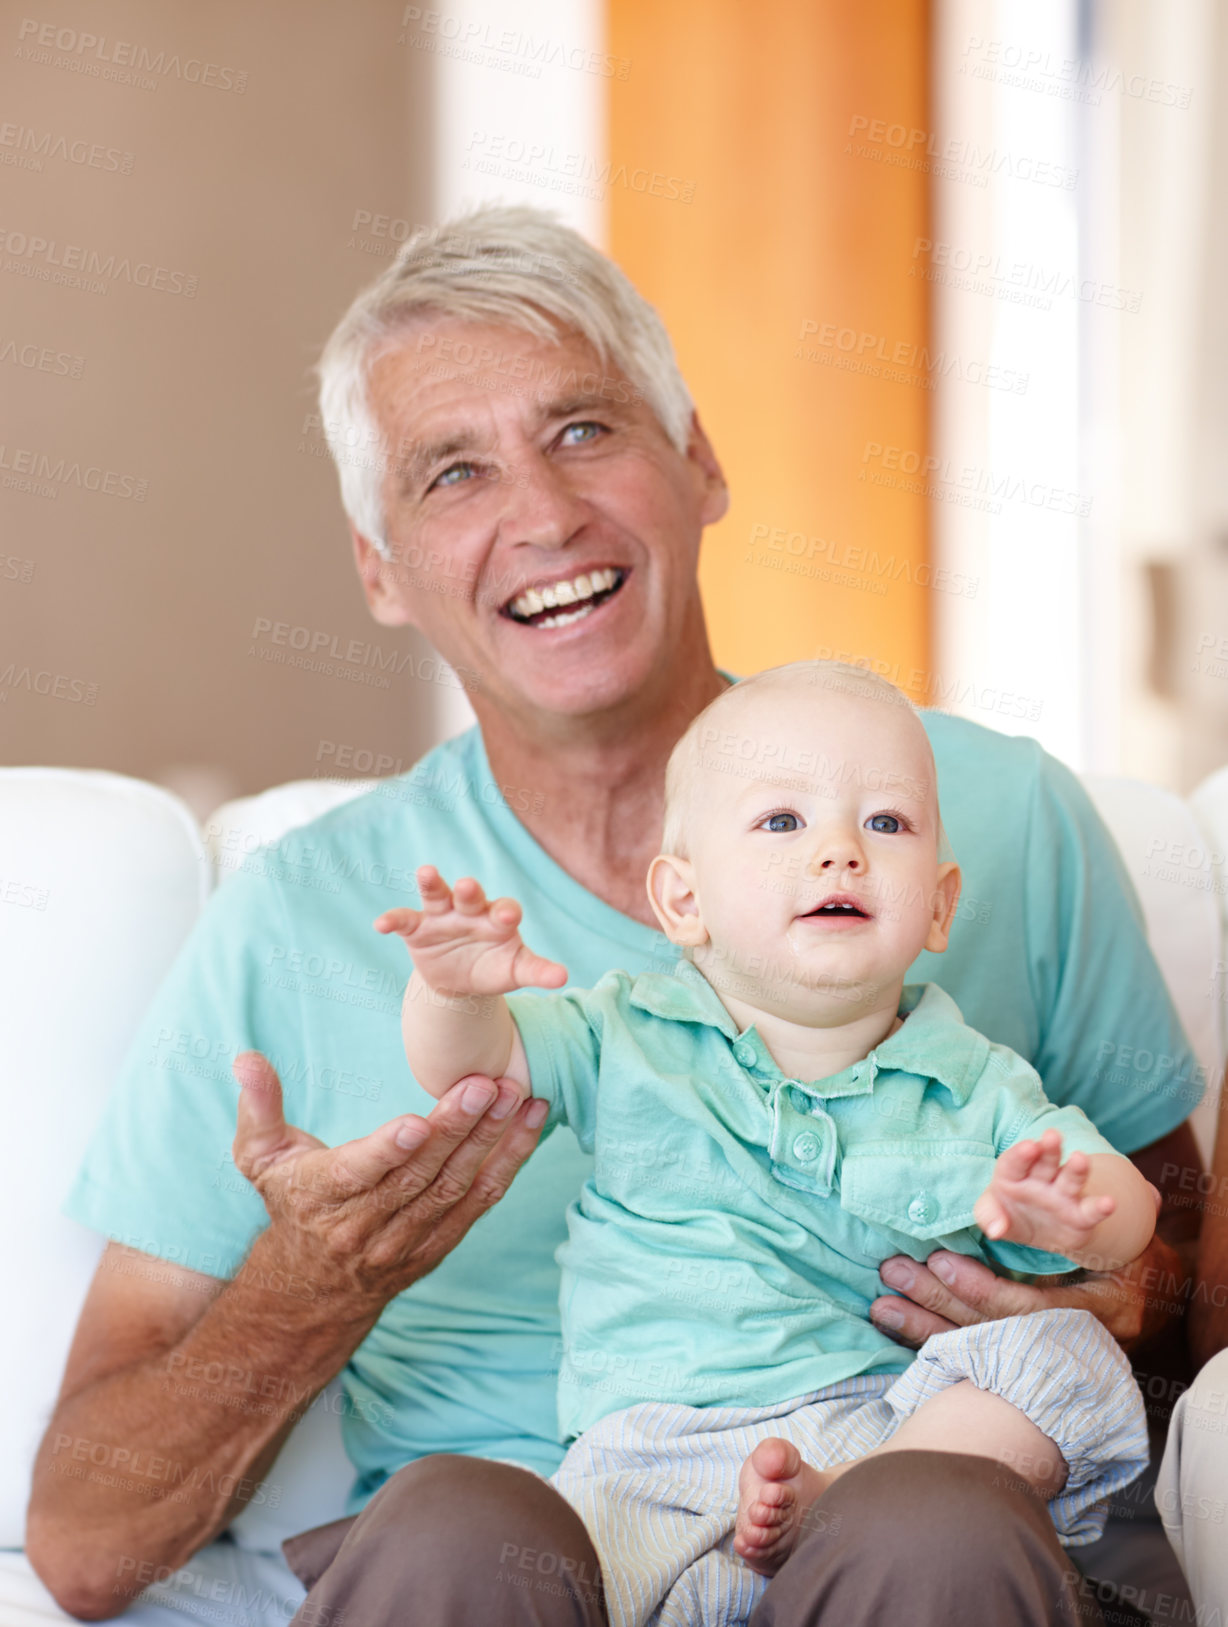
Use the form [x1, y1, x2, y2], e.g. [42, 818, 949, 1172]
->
[549, 1308, 1148, 1627]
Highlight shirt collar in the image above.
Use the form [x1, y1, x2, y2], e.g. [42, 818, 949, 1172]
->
[628, 962, 989, 1104]
[628, 955, 742, 1039]
[867, 982, 990, 1104]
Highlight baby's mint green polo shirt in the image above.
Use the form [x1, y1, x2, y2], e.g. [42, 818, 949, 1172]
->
[63, 706, 1202, 1508]
[510, 966, 1121, 1439]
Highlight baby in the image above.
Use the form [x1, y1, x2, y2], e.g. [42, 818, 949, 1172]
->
[376, 660, 1157, 1627]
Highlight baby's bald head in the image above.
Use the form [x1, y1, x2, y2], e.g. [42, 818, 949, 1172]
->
[660, 661, 948, 863]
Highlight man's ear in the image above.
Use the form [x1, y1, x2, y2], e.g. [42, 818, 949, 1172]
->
[351, 524, 418, 628]
[686, 412, 730, 529]
[924, 861, 962, 954]
[647, 853, 709, 947]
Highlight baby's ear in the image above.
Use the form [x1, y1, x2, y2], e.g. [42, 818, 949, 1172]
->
[924, 861, 962, 954]
[646, 854, 709, 947]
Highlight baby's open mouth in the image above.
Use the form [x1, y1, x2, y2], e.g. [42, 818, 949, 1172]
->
[798, 896, 871, 920]
[501, 566, 628, 630]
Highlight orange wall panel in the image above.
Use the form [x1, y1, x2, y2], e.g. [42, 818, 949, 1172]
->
[608, 0, 931, 694]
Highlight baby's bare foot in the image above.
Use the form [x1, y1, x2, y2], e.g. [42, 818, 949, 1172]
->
[734, 1438, 835, 1577]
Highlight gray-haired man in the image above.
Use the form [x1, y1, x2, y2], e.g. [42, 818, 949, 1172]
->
[28, 207, 1203, 1625]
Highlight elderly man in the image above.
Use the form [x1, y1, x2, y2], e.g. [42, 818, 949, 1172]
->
[27, 207, 1203, 1626]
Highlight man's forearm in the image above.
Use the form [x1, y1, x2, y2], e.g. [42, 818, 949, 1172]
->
[1127, 1231, 1194, 1346]
[27, 1229, 384, 1619]
[1093, 1119, 1203, 1347]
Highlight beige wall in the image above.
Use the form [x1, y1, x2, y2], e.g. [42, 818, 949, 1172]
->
[0, 0, 440, 810]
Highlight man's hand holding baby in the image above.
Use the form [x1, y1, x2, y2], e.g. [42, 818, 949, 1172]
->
[974, 1129, 1159, 1272]
[375, 865, 560, 1102]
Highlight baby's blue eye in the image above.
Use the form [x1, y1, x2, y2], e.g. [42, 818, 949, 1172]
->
[762, 812, 800, 833]
[866, 813, 902, 834]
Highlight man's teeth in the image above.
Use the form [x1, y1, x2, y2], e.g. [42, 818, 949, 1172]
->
[537, 604, 596, 629]
[508, 567, 621, 623]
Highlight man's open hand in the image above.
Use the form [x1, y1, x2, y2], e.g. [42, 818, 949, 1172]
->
[374, 865, 567, 998]
[231, 1050, 547, 1307]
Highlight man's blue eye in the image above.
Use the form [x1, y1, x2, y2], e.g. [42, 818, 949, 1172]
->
[561, 421, 602, 445]
[867, 814, 902, 834]
[433, 462, 475, 489]
[763, 813, 800, 833]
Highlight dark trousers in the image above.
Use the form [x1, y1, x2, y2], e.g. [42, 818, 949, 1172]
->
[284, 1449, 1108, 1626]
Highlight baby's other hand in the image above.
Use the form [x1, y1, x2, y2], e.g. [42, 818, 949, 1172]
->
[374, 866, 568, 998]
[973, 1130, 1115, 1256]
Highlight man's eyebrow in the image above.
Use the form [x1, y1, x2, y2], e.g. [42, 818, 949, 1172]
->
[535, 391, 619, 422]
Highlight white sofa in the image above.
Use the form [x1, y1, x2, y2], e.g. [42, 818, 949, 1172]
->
[2, 762, 1227, 1623]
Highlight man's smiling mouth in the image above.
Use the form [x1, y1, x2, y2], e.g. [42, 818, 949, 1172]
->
[502, 567, 628, 630]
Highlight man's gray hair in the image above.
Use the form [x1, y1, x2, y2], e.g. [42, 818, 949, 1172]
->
[315, 204, 695, 554]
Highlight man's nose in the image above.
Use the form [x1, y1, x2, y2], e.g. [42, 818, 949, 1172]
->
[500, 455, 588, 551]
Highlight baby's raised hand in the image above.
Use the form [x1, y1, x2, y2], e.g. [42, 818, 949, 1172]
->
[374, 866, 567, 998]
[972, 1130, 1115, 1257]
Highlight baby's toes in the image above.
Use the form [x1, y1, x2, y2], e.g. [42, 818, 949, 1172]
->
[736, 1451, 798, 1564]
[746, 1503, 789, 1542]
[734, 1512, 784, 1557]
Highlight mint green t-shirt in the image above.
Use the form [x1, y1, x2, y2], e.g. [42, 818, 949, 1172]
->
[509, 968, 1122, 1439]
[63, 711, 1203, 1508]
